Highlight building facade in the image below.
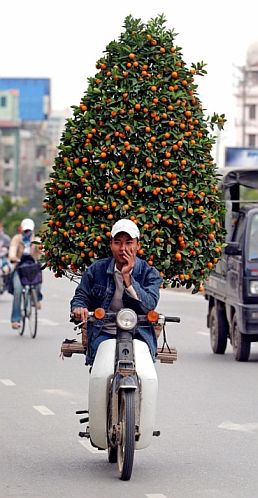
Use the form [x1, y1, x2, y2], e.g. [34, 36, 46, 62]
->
[0, 78, 55, 201]
[0, 78, 50, 121]
[235, 41, 258, 148]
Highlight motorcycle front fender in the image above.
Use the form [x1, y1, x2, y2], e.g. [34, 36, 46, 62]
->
[116, 374, 138, 391]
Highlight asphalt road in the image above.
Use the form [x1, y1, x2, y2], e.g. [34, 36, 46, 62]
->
[0, 270, 258, 498]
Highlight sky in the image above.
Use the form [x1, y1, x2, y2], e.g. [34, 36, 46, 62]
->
[1, 0, 258, 153]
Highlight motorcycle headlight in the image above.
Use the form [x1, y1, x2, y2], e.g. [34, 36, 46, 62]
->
[116, 308, 137, 330]
[250, 281, 258, 295]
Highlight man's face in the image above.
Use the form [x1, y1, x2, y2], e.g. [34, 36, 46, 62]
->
[110, 232, 140, 267]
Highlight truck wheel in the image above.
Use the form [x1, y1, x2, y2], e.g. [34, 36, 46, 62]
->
[209, 306, 228, 354]
[232, 314, 250, 362]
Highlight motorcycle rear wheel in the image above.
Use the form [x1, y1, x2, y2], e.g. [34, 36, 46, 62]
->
[107, 394, 118, 463]
[117, 389, 135, 481]
[108, 445, 117, 463]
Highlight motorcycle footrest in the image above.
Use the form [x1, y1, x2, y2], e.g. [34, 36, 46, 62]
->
[80, 417, 89, 424]
[78, 430, 90, 438]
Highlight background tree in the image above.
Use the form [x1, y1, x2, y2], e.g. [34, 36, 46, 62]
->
[40, 14, 226, 292]
[0, 194, 45, 236]
[0, 195, 28, 236]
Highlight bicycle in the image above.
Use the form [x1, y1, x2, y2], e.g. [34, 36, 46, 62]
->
[16, 259, 43, 339]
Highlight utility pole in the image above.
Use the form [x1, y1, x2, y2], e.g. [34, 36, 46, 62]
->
[13, 127, 20, 198]
[241, 66, 246, 147]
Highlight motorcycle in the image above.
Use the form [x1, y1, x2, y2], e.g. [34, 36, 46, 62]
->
[0, 255, 12, 295]
[61, 307, 179, 481]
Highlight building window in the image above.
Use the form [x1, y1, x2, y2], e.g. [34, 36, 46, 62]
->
[248, 134, 256, 147]
[36, 145, 46, 159]
[0, 96, 7, 107]
[249, 104, 256, 120]
[4, 145, 14, 162]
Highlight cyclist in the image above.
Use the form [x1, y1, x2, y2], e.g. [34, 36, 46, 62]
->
[8, 218, 42, 329]
[70, 218, 162, 365]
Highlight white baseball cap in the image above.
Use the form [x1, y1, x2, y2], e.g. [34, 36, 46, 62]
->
[21, 218, 35, 232]
[111, 219, 140, 239]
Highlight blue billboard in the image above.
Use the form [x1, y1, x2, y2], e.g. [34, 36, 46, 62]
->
[225, 147, 258, 167]
[0, 78, 50, 121]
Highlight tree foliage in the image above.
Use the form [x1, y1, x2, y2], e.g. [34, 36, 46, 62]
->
[40, 14, 226, 291]
[0, 194, 45, 236]
[0, 195, 28, 236]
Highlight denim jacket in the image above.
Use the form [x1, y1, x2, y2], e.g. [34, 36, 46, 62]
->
[70, 256, 162, 364]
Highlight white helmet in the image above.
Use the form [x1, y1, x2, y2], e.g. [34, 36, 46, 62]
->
[21, 218, 35, 232]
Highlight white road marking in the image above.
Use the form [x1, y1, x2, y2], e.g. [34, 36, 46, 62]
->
[146, 494, 168, 498]
[0, 379, 16, 386]
[79, 440, 106, 454]
[33, 405, 55, 416]
[42, 389, 74, 397]
[197, 331, 209, 336]
[218, 421, 258, 433]
[0, 319, 9, 324]
[38, 318, 59, 326]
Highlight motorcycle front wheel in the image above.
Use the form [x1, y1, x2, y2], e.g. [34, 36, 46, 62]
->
[117, 389, 135, 481]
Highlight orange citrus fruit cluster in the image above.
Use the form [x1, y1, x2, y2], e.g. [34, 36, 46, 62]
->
[40, 14, 226, 292]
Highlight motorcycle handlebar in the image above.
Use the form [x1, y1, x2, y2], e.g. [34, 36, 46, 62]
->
[164, 316, 180, 323]
[70, 312, 180, 325]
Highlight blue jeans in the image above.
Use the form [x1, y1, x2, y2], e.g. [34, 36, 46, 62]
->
[86, 330, 151, 366]
[11, 271, 42, 323]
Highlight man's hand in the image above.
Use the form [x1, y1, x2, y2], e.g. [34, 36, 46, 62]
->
[72, 307, 88, 322]
[121, 247, 136, 287]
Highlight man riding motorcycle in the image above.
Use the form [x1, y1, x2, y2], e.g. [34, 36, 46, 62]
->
[70, 218, 162, 365]
[0, 222, 11, 294]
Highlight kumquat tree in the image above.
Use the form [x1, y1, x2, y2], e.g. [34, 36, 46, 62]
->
[40, 14, 226, 292]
